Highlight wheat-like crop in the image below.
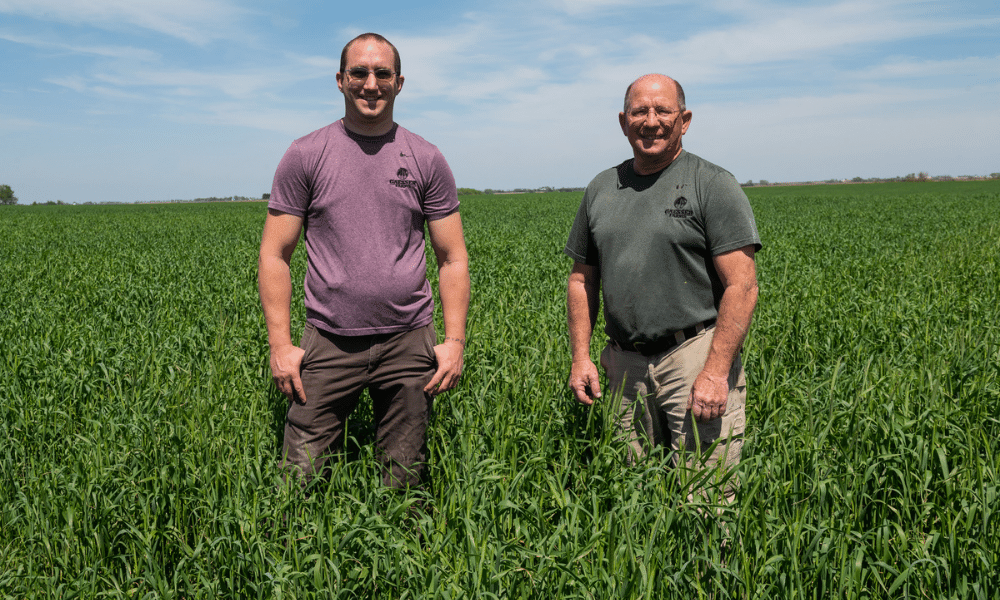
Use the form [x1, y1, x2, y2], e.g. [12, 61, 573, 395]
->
[1, 181, 998, 598]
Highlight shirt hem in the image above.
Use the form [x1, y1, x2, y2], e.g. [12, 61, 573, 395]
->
[306, 313, 435, 337]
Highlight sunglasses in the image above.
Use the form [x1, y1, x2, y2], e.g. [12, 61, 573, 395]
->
[345, 67, 396, 81]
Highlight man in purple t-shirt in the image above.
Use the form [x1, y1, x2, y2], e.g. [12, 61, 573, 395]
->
[258, 33, 470, 489]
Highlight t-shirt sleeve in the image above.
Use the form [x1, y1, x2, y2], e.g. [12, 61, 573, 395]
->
[564, 192, 598, 265]
[422, 149, 459, 221]
[268, 141, 310, 217]
[703, 171, 762, 256]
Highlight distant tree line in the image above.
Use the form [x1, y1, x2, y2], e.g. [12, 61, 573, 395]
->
[743, 172, 1000, 187]
[161, 195, 258, 204]
[459, 186, 586, 195]
[6, 174, 999, 206]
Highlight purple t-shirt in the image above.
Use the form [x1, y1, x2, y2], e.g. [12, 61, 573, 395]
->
[268, 120, 459, 336]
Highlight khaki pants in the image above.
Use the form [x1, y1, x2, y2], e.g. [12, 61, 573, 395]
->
[601, 326, 745, 503]
[282, 322, 436, 489]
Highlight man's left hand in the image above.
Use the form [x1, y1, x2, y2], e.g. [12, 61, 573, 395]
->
[689, 370, 729, 422]
[424, 338, 464, 395]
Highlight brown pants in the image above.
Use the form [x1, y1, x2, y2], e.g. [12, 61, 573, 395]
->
[601, 326, 745, 503]
[282, 322, 436, 489]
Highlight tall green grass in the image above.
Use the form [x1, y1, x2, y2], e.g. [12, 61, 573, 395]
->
[1, 181, 998, 598]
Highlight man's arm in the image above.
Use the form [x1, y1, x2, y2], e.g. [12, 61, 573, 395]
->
[567, 261, 602, 405]
[689, 245, 758, 422]
[258, 208, 307, 403]
[425, 212, 470, 395]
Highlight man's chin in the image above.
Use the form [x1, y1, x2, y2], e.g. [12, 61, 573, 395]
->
[355, 100, 385, 114]
[635, 143, 666, 157]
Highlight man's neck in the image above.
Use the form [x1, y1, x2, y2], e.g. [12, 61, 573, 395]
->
[632, 148, 684, 176]
[342, 116, 395, 137]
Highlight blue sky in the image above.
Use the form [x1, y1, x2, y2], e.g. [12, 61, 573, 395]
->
[2, 0, 998, 204]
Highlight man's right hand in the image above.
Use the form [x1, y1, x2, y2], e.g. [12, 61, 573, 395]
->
[569, 359, 602, 406]
[270, 344, 307, 403]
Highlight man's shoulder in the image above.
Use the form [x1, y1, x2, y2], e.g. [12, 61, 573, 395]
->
[292, 120, 345, 146]
[675, 151, 737, 181]
[393, 124, 446, 157]
[585, 160, 629, 192]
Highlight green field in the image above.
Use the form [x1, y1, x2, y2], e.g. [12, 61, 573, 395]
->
[2, 180, 998, 598]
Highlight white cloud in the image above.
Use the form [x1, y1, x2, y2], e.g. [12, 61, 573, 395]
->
[44, 75, 89, 93]
[385, 0, 995, 114]
[165, 102, 334, 136]
[42, 54, 335, 104]
[0, 31, 161, 60]
[0, 116, 45, 130]
[0, 0, 250, 44]
[385, 19, 614, 108]
[543, 0, 686, 16]
[98, 69, 274, 98]
[615, 0, 989, 83]
[852, 54, 1000, 81]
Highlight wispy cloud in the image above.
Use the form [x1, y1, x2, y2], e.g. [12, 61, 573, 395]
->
[604, 1, 994, 86]
[851, 54, 1000, 81]
[164, 102, 334, 136]
[387, 0, 994, 110]
[0, 0, 250, 44]
[0, 116, 46, 130]
[94, 68, 293, 99]
[42, 53, 337, 107]
[0, 31, 160, 60]
[543, 0, 687, 16]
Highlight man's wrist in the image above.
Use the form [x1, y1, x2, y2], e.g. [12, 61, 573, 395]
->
[699, 369, 729, 383]
[444, 336, 465, 347]
[269, 338, 295, 351]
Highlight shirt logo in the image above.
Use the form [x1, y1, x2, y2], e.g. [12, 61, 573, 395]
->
[390, 166, 418, 189]
[665, 196, 693, 218]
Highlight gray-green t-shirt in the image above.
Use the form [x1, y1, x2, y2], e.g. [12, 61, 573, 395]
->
[565, 150, 761, 345]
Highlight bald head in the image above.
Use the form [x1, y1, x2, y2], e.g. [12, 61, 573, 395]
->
[624, 74, 685, 113]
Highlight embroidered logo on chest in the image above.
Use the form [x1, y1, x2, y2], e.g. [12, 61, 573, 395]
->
[665, 196, 693, 218]
[389, 166, 417, 189]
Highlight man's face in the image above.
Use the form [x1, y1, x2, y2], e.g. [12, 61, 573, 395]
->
[619, 77, 692, 173]
[336, 39, 403, 130]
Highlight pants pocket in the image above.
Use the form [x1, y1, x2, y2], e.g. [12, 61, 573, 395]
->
[299, 322, 318, 368]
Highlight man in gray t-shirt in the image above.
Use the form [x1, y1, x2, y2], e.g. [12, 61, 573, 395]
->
[565, 74, 760, 503]
[259, 33, 470, 489]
